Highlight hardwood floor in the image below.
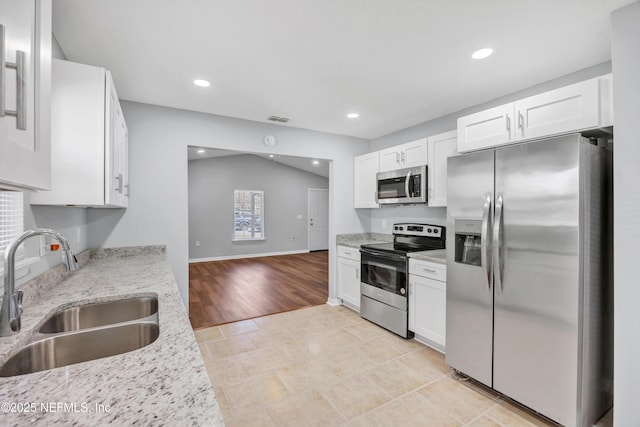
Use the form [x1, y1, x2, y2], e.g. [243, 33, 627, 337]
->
[189, 251, 328, 329]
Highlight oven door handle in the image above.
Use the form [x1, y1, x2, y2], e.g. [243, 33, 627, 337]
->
[359, 248, 407, 262]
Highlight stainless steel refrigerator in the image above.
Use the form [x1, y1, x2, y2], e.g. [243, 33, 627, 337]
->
[446, 133, 613, 427]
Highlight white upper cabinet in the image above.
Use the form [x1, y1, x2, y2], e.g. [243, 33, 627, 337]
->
[0, 0, 51, 190]
[427, 130, 458, 207]
[457, 104, 514, 153]
[379, 138, 428, 172]
[457, 74, 613, 153]
[354, 151, 379, 208]
[30, 60, 129, 207]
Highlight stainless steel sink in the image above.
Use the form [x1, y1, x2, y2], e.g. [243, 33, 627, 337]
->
[38, 296, 158, 333]
[0, 321, 159, 377]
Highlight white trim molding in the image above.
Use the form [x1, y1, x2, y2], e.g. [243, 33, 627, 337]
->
[189, 249, 310, 263]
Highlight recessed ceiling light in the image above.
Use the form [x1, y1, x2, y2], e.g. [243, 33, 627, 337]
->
[472, 48, 493, 60]
[312, 160, 320, 165]
[347, 113, 359, 119]
[197, 149, 205, 154]
[193, 79, 211, 87]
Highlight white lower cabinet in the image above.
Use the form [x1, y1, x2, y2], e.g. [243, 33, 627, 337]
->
[409, 258, 446, 350]
[337, 246, 361, 310]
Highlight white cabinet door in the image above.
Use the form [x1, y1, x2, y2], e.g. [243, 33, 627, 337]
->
[105, 72, 129, 207]
[427, 130, 458, 207]
[402, 138, 428, 168]
[379, 138, 428, 172]
[337, 256, 360, 309]
[30, 60, 128, 207]
[409, 274, 446, 348]
[378, 146, 402, 172]
[354, 151, 379, 208]
[515, 77, 604, 141]
[457, 103, 515, 153]
[0, 0, 51, 190]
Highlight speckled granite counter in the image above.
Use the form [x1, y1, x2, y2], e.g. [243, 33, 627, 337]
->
[0, 246, 223, 426]
[408, 249, 447, 265]
[336, 232, 392, 248]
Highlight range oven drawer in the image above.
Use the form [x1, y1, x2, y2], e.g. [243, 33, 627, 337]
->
[361, 282, 407, 310]
[360, 294, 411, 338]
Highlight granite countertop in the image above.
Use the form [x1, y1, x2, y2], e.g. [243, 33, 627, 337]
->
[408, 249, 447, 265]
[0, 246, 222, 426]
[336, 232, 393, 248]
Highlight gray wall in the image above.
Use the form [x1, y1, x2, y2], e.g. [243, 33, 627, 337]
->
[87, 101, 371, 305]
[612, 3, 640, 426]
[16, 193, 89, 287]
[367, 61, 613, 234]
[188, 154, 329, 259]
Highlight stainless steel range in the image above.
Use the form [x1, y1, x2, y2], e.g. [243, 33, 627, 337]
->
[359, 223, 445, 338]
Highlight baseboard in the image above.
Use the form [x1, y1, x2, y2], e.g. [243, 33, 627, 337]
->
[326, 297, 342, 306]
[412, 333, 445, 354]
[189, 249, 310, 263]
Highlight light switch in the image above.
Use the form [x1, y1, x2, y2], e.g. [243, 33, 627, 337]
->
[296, 215, 303, 220]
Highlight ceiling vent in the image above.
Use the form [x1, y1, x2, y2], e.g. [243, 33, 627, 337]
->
[267, 115, 290, 123]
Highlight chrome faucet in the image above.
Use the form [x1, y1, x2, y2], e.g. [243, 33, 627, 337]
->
[1, 228, 79, 337]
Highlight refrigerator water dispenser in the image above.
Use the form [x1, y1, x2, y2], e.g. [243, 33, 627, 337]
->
[454, 219, 482, 266]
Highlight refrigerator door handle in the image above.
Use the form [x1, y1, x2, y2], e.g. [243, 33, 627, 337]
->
[480, 194, 492, 291]
[493, 194, 504, 294]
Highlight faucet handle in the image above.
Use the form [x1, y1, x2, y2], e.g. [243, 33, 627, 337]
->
[16, 290, 24, 315]
[9, 291, 24, 332]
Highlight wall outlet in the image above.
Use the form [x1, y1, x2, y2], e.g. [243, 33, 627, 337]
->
[195, 240, 200, 247]
[381, 219, 387, 229]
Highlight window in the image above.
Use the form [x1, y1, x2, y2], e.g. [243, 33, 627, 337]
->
[233, 190, 264, 240]
[0, 191, 24, 255]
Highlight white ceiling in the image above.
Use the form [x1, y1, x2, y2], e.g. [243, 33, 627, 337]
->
[187, 146, 330, 178]
[52, 0, 633, 140]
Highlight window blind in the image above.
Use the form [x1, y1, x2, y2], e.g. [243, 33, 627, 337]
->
[0, 191, 24, 255]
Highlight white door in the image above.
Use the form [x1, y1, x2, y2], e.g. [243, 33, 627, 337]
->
[308, 188, 329, 251]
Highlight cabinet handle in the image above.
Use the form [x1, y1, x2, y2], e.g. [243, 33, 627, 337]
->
[124, 183, 130, 197]
[115, 174, 124, 193]
[395, 152, 400, 163]
[518, 111, 524, 137]
[0, 25, 27, 130]
[355, 269, 359, 279]
[343, 251, 352, 256]
[422, 267, 437, 274]
[401, 151, 406, 163]
[505, 114, 511, 132]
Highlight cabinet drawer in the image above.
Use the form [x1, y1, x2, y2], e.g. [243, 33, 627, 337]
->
[409, 259, 446, 281]
[337, 246, 361, 262]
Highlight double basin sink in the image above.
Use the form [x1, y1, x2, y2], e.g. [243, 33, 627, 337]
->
[0, 295, 159, 377]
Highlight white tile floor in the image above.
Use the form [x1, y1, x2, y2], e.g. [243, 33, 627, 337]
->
[194, 304, 612, 427]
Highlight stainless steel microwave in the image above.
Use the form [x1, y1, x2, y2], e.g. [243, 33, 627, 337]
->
[376, 165, 427, 205]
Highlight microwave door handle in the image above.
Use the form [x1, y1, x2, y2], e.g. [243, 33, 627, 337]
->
[481, 194, 492, 291]
[405, 171, 411, 197]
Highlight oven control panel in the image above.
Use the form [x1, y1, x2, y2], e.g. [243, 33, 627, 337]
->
[393, 223, 443, 238]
